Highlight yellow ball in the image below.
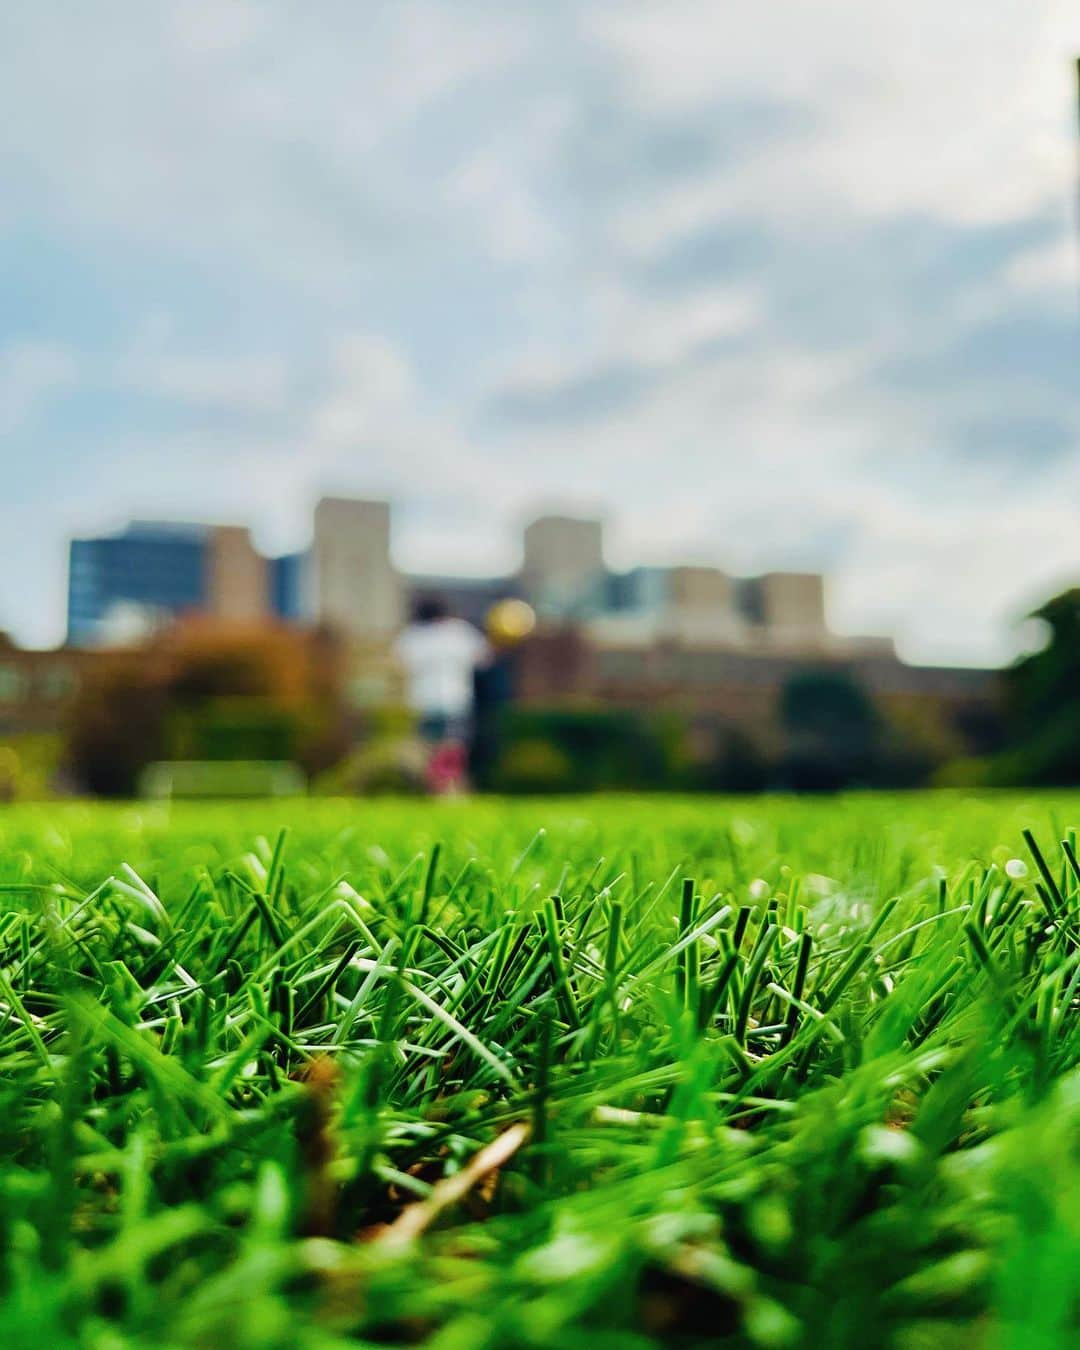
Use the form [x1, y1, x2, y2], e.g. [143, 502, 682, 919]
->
[486, 598, 536, 646]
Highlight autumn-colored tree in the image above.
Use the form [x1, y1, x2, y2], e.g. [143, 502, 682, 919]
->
[64, 620, 352, 795]
[65, 652, 170, 796]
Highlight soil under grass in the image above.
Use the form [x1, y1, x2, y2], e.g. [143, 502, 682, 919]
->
[1, 792, 1078, 1347]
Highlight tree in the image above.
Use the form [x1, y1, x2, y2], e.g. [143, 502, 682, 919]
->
[999, 588, 1080, 785]
[63, 622, 352, 795]
[779, 668, 880, 791]
[64, 655, 170, 797]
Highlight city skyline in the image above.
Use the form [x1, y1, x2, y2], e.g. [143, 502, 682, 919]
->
[3, 3, 1078, 664]
[60, 499, 851, 655]
[7, 460, 1078, 667]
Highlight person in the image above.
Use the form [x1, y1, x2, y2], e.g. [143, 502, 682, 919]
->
[470, 599, 536, 788]
[394, 596, 490, 792]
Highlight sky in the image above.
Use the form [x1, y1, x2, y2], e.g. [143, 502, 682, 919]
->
[2, 1, 1078, 665]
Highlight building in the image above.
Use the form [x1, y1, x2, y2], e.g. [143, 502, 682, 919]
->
[521, 515, 607, 618]
[310, 498, 402, 638]
[206, 526, 267, 623]
[67, 521, 270, 645]
[64, 500, 890, 661]
[746, 572, 828, 648]
[63, 500, 892, 662]
[0, 631, 97, 736]
[512, 625, 999, 760]
[269, 552, 308, 622]
[67, 498, 515, 645]
[60, 497, 945, 687]
[598, 564, 746, 646]
[68, 522, 209, 644]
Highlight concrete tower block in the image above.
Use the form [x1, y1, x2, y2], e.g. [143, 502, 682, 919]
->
[758, 572, 828, 647]
[667, 566, 745, 644]
[668, 566, 734, 613]
[312, 497, 402, 637]
[207, 526, 269, 622]
[521, 515, 605, 616]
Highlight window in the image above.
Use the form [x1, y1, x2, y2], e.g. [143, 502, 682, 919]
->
[39, 665, 77, 700]
[0, 665, 27, 703]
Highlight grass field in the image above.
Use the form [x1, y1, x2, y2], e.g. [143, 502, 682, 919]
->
[1, 792, 1078, 1348]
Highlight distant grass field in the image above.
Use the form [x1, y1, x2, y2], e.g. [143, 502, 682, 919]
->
[1, 792, 1078, 1348]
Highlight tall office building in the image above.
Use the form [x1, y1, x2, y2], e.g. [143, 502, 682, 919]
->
[521, 515, 606, 617]
[67, 523, 209, 645]
[67, 521, 271, 645]
[311, 497, 402, 637]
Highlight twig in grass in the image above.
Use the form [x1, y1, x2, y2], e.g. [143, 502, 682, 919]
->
[376, 1121, 530, 1245]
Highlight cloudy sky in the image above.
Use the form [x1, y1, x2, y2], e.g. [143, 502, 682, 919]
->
[2, 1, 1077, 663]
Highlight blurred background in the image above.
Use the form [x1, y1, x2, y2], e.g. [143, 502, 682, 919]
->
[1, 2, 1077, 799]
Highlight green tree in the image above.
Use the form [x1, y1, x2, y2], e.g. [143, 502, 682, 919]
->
[1000, 588, 1080, 785]
[779, 669, 880, 791]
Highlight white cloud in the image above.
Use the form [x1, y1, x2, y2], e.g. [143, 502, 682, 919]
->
[1003, 232, 1078, 300]
[312, 334, 415, 444]
[0, 2, 529, 287]
[0, 342, 77, 433]
[592, 0, 1080, 229]
[123, 353, 288, 413]
[633, 287, 761, 365]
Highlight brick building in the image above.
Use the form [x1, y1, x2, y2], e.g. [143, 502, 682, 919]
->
[0, 632, 98, 736]
[513, 625, 1000, 759]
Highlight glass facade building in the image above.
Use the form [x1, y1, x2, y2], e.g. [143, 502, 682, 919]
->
[269, 552, 308, 622]
[67, 523, 209, 645]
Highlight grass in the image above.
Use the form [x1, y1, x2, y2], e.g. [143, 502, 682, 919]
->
[0, 791, 1078, 1348]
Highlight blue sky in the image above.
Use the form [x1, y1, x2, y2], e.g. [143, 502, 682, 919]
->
[2, 0, 1077, 663]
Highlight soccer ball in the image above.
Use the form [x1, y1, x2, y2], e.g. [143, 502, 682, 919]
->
[486, 599, 537, 647]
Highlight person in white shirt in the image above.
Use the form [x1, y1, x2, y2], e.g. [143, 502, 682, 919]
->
[394, 596, 490, 750]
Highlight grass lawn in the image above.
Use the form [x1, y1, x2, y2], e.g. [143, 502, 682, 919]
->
[1, 792, 1078, 1347]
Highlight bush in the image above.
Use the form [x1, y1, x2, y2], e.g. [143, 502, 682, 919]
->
[779, 670, 881, 791]
[489, 707, 687, 793]
[693, 728, 771, 792]
[167, 699, 302, 761]
[933, 755, 995, 788]
[0, 734, 65, 801]
[316, 738, 428, 796]
[490, 739, 577, 794]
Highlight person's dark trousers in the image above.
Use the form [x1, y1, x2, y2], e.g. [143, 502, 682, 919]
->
[471, 654, 515, 788]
